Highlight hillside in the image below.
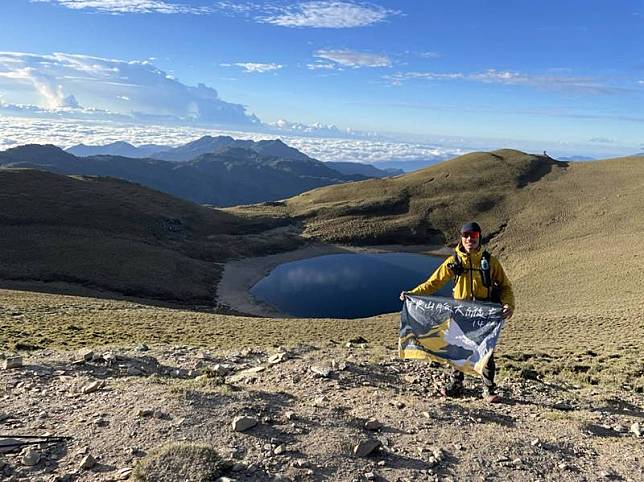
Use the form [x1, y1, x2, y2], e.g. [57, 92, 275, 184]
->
[0, 168, 301, 305]
[0, 144, 362, 207]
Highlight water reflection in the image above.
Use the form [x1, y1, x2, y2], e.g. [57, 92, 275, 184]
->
[251, 252, 451, 318]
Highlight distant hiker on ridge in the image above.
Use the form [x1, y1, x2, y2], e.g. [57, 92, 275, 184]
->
[400, 221, 515, 402]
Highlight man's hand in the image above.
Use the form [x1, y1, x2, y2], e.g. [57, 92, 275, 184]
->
[502, 304, 514, 320]
[399, 291, 408, 301]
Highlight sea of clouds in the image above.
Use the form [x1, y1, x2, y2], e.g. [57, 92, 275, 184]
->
[0, 115, 467, 164]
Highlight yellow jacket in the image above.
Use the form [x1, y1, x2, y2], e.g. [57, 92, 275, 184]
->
[408, 244, 515, 310]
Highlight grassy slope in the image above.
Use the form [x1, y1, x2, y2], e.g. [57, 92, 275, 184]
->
[0, 168, 301, 305]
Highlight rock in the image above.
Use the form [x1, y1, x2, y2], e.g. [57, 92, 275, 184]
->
[136, 409, 154, 418]
[273, 444, 286, 455]
[558, 462, 569, 470]
[613, 424, 626, 433]
[216, 478, 237, 482]
[530, 438, 541, 446]
[364, 472, 376, 480]
[2, 357, 22, 370]
[364, 419, 383, 431]
[79, 454, 96, 470]
[77, 348, 94, 362]
[284, 411, 295, 421]
[135, 344, 149, 352]
[126, 367, 142, 376]
[114, 467, 133, 479]
[226, 366, 265, 383]
[80, 380, 105, 394]
[21, 448, 41, 466]
[353, 439, 381, 457]
[268, 352, 287, 365]
[630, 422, 641, 437]
[348, 336, 369, 345]
[310, 366, 332, 378]
[232, 416, 258, 432]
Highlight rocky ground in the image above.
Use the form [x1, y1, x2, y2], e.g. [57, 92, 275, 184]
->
[1, 341, 642, 482]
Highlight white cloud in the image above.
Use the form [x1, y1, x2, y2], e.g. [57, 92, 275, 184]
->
[307, 62, 337, 70]
[385, 69, 629, 94]
[314, 49, 391, 68]
[233, 62, 283, 73]
[260, 1, 399, 28]
[0, 52, 258, 126]
[31, 0, 213, 15]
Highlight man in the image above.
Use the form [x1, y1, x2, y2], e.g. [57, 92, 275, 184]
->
[400, 221, 514, 402]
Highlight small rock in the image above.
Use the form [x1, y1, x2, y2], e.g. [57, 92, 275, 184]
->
[268, 353, 287, 365]
[136, 409, 154, 418]
[284, 411, 295, 421]
[364, 419, 383, 431]
[630, 422, 641, 437]
[135, 344, 149, 352]
[79, 454, 96, 470]
[392, 400, 405, 409]
[216, 478, 237, 482]
[530, 438, 540, 447]
[2, 357, 22, 370]
[126, 367, 143, 376]
[80, 380, 105, 394]
[77, 348, 94, 362]
[512, 458, 522, 466]
[274, 444, 286, 455]
[558, 462, 569, 470]
[353, 439, 381, 457]
[21, 448, 41, 466]
[364, 472, 376, 480]
[377, 460, 386, 467]
[114, 467, 133, 480]
[613, 424, 626, 433]
[232, 416, 258, 432]
[310, 366, 332, 378]
[348, 336, 368, 345]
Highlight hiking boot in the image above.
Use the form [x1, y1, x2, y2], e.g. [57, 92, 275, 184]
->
[441, 380, 464, 398]
[483, 386, 501, 403]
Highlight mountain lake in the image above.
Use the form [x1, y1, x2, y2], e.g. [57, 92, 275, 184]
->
[250, 252, 451, 318]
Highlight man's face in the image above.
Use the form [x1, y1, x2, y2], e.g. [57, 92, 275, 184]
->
[461, 231, 480, 252]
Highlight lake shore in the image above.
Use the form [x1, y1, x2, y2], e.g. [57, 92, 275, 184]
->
[216, 242, 449, 317]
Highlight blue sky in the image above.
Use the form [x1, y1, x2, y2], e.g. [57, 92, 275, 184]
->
[0, 0, 643, 159]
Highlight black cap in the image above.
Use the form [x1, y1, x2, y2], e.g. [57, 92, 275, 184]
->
[460, 221, 482, 234]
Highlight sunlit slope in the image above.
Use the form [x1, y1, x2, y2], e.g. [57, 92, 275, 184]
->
[0, 169, 299, 304]
[271, 149, 568, 244]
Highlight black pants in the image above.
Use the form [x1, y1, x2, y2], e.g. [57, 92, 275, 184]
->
[451, 354, 496, 390]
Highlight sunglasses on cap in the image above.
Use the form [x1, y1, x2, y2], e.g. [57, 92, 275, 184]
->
[461, 231, 480, 239]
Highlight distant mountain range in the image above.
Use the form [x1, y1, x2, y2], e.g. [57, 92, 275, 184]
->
[66, 136, 402, 178]
[0, 142, 370, 207]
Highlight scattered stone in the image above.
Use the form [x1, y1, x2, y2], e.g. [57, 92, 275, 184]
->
[364, 419, 383, 431]
[268, 352, 288, 365]
[77, 348, 94, 362]
[364, 472, 376, 480]
[310, 365, 332, 378]
[284, 411, 295, 421]
[630, 422, 641, 437]
[2, 357, 22, 370]
[21, 448, 41, 466]
[353, 439, 381, 457]
[79, 454, 96, 470]
[274, 444, 287, 455]
[232, 416, 258, 432]
[114, 467, 133, 480]
[530, 438, 541, 447]
[80, 380, 105, 394]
